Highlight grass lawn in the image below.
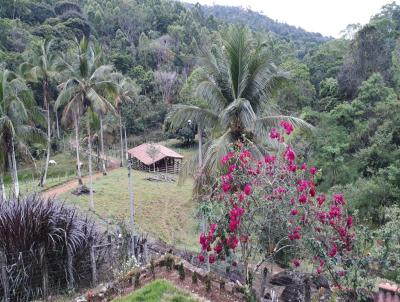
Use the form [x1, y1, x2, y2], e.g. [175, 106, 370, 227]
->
[112, 279, 200, 302]
[60, 167, 199, 251]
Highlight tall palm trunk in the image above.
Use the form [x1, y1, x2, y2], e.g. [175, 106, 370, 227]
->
[198, 124, 203, 168]
[119, 115, 124, 167]
[124, 125, 128, 161]
[74, 110, 83, 185]
[39, 82, 51, 187]
[55, 109, 60, 139]
[9, 138, 19, 198]
[0, 175, 5, 201]
[127, 159, 135, 232]
[87, 119, 94, 212]
[198, 124, 207, 235]
[127, 158, 136, 255]
[99, 115, 107, 175]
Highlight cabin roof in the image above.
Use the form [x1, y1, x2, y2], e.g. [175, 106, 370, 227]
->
[127, 143, 184, 166]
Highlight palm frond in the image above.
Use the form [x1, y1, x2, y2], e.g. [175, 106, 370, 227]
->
[91, 65, 114, 81]
[196, 81, 228, 113]
[168, 105, 219, 130]
[16, 125, 46, 145]
[193, 130, 233, 196]
[55, 80, 79, 110]
[219, 98, 256, 131]
[223, 26, 253, 99]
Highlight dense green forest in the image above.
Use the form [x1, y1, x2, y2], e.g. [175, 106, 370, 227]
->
[0, 0, 399, 227]
[196, 4, 329, 57]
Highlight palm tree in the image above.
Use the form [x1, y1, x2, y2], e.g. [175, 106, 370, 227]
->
[111, 74, 139, 166]
[20, 39, 61, 187]
[55, 37, 116, 211]
[0, 69, 45, 198]
[169, 26, 312, 193]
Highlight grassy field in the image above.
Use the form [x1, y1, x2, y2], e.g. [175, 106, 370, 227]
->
[60, 167, 198, 250]
[112, 279, 200, 302]
[11, 139, 199, 250]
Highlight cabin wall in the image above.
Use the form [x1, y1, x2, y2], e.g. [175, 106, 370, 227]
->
[131, 157, 182, 174]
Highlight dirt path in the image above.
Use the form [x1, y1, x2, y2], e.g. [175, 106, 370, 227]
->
[41, 157, 121, 199]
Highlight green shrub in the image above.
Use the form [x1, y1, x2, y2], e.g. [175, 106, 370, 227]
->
[134, 271, 141, 287]
[150, 258, 156, 279]
[205, 275, 211, 293]
[178, 263, 185, 280]
[164, 254, 175, 271]
[191, 272, 198, 284]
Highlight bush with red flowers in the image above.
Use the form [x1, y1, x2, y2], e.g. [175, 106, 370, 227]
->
[197, 121, 367, 297]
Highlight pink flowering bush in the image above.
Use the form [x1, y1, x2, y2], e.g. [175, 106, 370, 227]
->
[198, 121, 359, 294]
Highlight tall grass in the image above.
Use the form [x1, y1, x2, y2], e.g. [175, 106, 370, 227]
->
[0, 194, 104, 300]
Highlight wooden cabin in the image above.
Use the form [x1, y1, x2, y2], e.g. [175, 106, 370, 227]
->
[127, 143, 184, 174]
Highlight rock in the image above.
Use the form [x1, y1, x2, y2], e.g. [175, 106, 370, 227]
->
[317, 288, 333, 302]
[212, 280, 220, 289]
[312, 274, 330, 289]
[145, 174, 175, 182]
[281, 284, 305, 302]
[71, 185, 94, 196]
[195, 267, 208, 279]
[75, 296, 87, 302]
[226, 281, 235, 293]
[270, 271, 301, 286]
[263, 291, 272, 299]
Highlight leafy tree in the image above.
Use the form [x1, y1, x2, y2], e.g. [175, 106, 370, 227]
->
[0, 69, 44, 198]
[318, 77, 340, 111]
[169, 26, 312, 194]
[112, 74, 140, 166]
[20, 39, 62, 187]
[56, 37, 116, 211]
[304, 39, 350, 92]
[338, 25, 393, 99]
[146, 143, 160, 172]
[272, 58, 316, 111]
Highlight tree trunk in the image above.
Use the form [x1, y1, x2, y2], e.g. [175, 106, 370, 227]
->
[10, 138, 19, 198]
[198, 124, 207, 234]
[124, 125, 128, 161]
[87, 119, 95, 212]
[55, 109, 60, 139]
[99, 115, 107, 175]
[74, 110, 83, 185]
[0, 175, 5, 201]
[39, 84, 51, 187]
[198, 124, 203, 167]
[127, 160, 135, 233]
[119, 115, 124, 167]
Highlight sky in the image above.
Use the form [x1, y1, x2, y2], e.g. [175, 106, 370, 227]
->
[182, 0, 398, 37]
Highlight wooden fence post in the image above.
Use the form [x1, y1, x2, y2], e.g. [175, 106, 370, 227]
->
[142, 240, 148, 264]
[0, 251, 9, 302]
[304, 276, 311, 302]
[90, 246, 97, 285]
[134, 235, 139, 259]
[41, 248, 49, 300]
[67, 246, 74, 291]
[260, 267, 268, 299]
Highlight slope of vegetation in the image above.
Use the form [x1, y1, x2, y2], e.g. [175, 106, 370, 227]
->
[0, 0, 400, 298]
[197, 4, 329, 56]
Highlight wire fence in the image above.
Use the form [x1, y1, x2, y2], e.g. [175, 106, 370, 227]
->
[0, 235, 147, 302]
